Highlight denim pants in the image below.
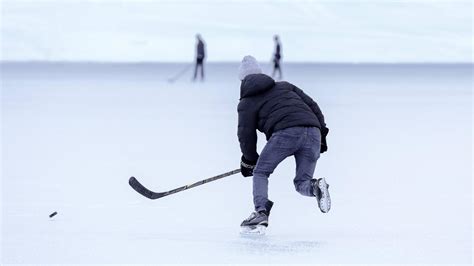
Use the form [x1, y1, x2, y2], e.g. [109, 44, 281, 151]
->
[253, 126, 321, 212]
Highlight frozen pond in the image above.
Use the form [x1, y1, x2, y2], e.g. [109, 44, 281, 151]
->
[1, 62, 472, 264]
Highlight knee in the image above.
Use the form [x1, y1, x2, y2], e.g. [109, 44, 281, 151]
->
[253, 168, 272, 179]
[253, 161, 276, 178]
[293, 178, 312, 193]
[253, 171, 270, 180]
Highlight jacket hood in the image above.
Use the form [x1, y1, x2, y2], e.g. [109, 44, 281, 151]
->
[240, 74, 275, 99]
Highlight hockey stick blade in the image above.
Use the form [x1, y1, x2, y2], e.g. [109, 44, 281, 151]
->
[129, 176, 166, 199]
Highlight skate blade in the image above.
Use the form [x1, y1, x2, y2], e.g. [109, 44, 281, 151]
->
[240, 225, 266, 236]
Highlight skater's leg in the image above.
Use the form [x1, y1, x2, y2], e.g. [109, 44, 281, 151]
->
[253, 129, 300, 212]
[293, 127, 321, 197]
[272, 59, 278, 78]
[273, 60, 281, 80]
[200, 62, 204, 80]
[253, 151, 286, 212]
[193, 61, 198, 80]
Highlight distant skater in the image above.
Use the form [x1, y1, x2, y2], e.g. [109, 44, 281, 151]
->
[237, 56, 330, 234]
[272, 35, 282, 80]
[193, 34, 206, 81]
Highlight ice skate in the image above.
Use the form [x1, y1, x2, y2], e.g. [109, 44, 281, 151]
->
[240, 211, 268, 235]
[313, 178, 331, 213]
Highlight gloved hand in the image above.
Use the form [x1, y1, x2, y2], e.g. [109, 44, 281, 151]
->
[240, 155, 258, 177]
[320, 127, 329, 153]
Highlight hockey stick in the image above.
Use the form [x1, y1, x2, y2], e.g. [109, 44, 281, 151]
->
[129, 169, 241, 200]
[167, 64, 193, 83]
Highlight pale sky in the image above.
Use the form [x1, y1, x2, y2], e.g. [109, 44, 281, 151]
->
[1, 0, 472, 62]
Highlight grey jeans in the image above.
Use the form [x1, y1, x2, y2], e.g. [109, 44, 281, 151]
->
[253, 126, 321, 212]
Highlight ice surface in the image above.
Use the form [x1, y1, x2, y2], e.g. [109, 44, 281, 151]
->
[1, 62, 472, 264]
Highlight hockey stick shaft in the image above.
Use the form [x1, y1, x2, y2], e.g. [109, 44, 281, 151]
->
[168, 64, 193, 82]
[129, 169, 241, 200]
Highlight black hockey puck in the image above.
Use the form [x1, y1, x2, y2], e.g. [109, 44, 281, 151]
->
[49, 211, 58, 218]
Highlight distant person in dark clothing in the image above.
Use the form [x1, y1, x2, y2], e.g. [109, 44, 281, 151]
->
[193, 34, 206, 81]
[272, 35, 282, 80]
[237, 55, 330, 234]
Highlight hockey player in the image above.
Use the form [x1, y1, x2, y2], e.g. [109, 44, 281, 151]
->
[271, 35, 283, 80]
[193, 34, 206, 81]
[237, 55, 330, 233]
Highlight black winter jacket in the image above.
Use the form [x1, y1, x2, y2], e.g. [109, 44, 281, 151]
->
[196, 40, 205, 59]
[237, 74, 326, 162]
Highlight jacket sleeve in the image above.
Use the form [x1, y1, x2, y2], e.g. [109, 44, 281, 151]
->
[291, 85, 326, 128]
[237, 99, 259, 162]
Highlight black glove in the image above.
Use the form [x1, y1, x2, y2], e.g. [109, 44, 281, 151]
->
[240, 155, 258, 177]
[320, 127, 329, 153]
